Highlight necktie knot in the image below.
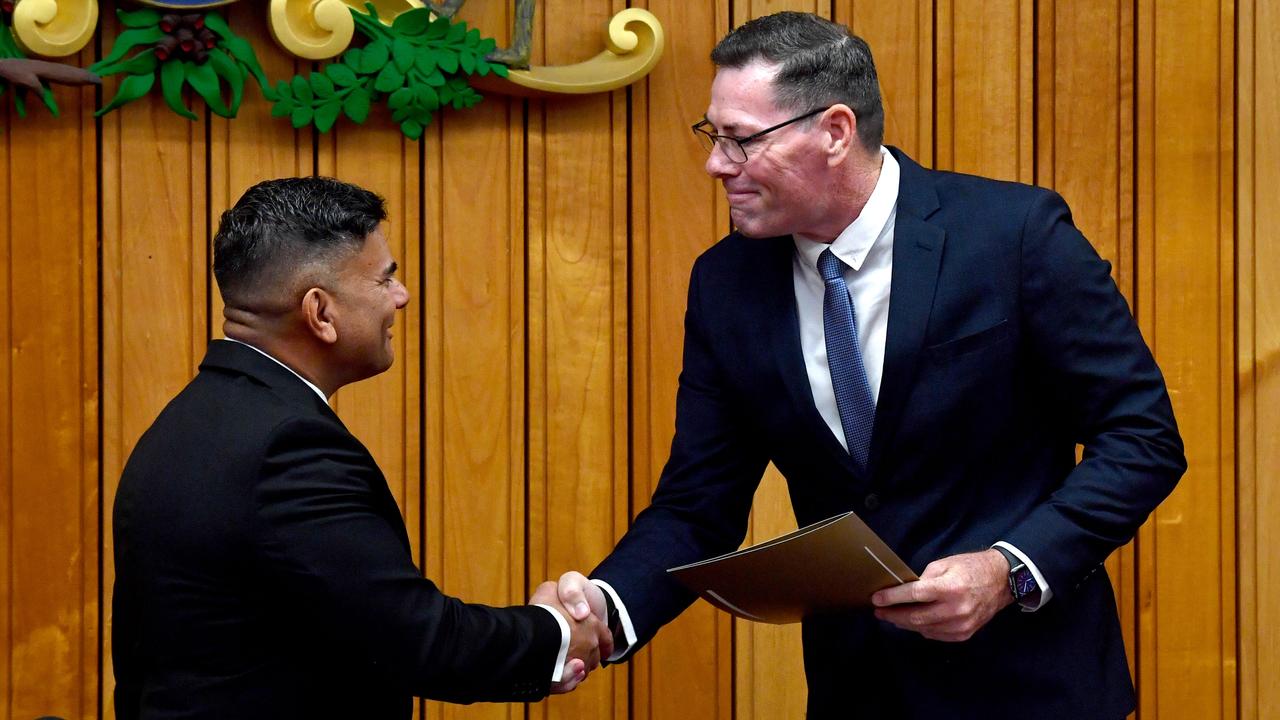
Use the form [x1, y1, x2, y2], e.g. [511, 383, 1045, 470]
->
[817, 248, 847, 284]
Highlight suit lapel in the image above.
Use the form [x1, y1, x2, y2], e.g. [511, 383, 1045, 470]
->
[759, 237, 870, 480]
[870, 149, 945, 472]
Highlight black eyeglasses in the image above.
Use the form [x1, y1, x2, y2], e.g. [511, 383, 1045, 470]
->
[691, 106, 830, 163]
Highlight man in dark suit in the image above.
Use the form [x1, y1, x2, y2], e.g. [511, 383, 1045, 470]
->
[112, 177, 609, 719]
[558, 12, 1185, 718]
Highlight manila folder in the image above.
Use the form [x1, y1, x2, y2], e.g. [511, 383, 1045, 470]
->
[666, 511, 918, 624]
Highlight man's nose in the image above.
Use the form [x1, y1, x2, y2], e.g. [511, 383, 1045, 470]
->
[704, 141, 738, 178]
[394, 280, 410, 309]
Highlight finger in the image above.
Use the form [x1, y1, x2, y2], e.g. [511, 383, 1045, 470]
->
[529, 580, 558, 605]
[551, 660, 587, 694]
[871, 579, 936, 607]
[558, 571, 593, 621]
[874, 602, 949, 629]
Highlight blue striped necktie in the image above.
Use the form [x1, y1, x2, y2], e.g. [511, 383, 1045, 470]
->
[818, 248, 876, 469]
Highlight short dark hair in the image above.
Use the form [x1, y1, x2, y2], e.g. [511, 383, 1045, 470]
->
[710, 12, 884, 151]
[213, 177, 386, 308]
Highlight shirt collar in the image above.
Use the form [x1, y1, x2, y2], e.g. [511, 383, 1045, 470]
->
[223, 337, 329, 402]
[794, 146, 900, 273]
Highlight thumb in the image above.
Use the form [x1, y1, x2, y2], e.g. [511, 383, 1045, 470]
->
[558, 571, 593, 621]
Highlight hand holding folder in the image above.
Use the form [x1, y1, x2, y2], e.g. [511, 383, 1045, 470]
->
[667, 511, 918, 624]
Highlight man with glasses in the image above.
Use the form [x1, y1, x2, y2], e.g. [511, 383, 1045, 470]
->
[558, 11, 1184, 718]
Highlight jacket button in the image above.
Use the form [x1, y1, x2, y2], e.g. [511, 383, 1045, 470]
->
[864, 493, 881, 511]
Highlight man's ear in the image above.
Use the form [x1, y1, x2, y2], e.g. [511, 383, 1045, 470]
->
[822, 104, 858, 166]
[301, 287, 339, 345]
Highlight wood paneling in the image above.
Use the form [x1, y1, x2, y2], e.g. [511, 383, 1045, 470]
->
[840, 0, 933, 162]
[529, 1, 630, 719]
[935, 0, 1034, 181]
[1, 0, 1272, 718]
[1137, 0, 1235, 717]
[1237, 1, 1278, 718]
[99, 8, 211, 716]
[1, 49, 98, 720]
[628, 1, 731, 718]
[420, 9, 526, 720]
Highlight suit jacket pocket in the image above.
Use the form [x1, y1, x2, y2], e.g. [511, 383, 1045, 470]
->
[926, 319, 1011, 360]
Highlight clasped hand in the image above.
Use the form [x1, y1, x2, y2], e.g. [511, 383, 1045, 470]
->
[869, 548, 1013, 642]
[529, 573, 612, 693]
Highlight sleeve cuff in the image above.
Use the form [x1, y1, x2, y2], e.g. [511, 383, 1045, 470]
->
[992, 540, 1053, 611]
[590, 579, 637, 662]
[532, 604, 571, 681]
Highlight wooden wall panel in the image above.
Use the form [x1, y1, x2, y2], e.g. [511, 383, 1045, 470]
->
[529, 2, 630, 718]
[840, 0, 933, 163]
[421, 5, 525, 720]
[936, 0, 1033, 182]
[1136, 0, 1235, 718]
[100, 9, 211, 714]
[1, 55, 98, 720]
[627, 1, 731, 719]
[1237, 1, 1277, 718]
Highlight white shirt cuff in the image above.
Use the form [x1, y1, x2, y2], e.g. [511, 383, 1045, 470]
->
[532, 603, 571, 681]
[590, 579, 638, 662]
[992, 540, 1053, 611]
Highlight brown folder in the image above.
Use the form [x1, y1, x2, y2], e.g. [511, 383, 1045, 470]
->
[666, 511, 919, 624]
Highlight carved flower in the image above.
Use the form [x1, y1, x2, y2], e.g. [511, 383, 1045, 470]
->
[154, 14, 218, 64]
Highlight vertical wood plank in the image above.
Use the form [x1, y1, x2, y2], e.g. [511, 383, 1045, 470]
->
[0, 81, 8, 720]
[1, 51, 99, 720]
[528, 2, 630, 719]
[936, 0, 1033, 182]
[627, 1, 732, 719]
[840, 0, 933, 163]
[421, 4, 523, 719]
[1238, 3, 1279, 718]
[1136, 0, 1235, 717]
[100, 10, 211, 712]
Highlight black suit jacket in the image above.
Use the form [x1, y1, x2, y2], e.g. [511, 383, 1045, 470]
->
[113, 340, 561, 719]
[594, 148, 1185, 718]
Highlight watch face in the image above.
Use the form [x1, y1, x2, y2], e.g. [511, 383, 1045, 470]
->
[1012, 568, 1039, 598]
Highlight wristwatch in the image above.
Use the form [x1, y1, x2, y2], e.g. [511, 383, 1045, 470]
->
[994, 545, 1041, 605]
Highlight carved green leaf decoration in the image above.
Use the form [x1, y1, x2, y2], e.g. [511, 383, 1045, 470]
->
[342, 86, 372, 123]
[97, 72, 155, 115]
[159, 56, 196, 120]
[275, 5, 510, 140]
[326, 63, 358, 88]
[93, 9, 270, 120]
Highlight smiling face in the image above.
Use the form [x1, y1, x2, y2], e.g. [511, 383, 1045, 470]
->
[703, 62, 836, 240]
[326, 227, 410, 382]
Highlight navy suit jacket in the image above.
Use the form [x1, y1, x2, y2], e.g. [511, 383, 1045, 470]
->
[113, 340, 561, 719]
[594, 148, 1185, 718]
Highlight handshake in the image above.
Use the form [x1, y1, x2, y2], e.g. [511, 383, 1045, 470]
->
[529, 571, 613, 694]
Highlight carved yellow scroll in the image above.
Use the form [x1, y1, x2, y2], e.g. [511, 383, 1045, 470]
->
[267, 0, 422, 60]
[11, 0, 99, 58]
[474, 8, 664, 98]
